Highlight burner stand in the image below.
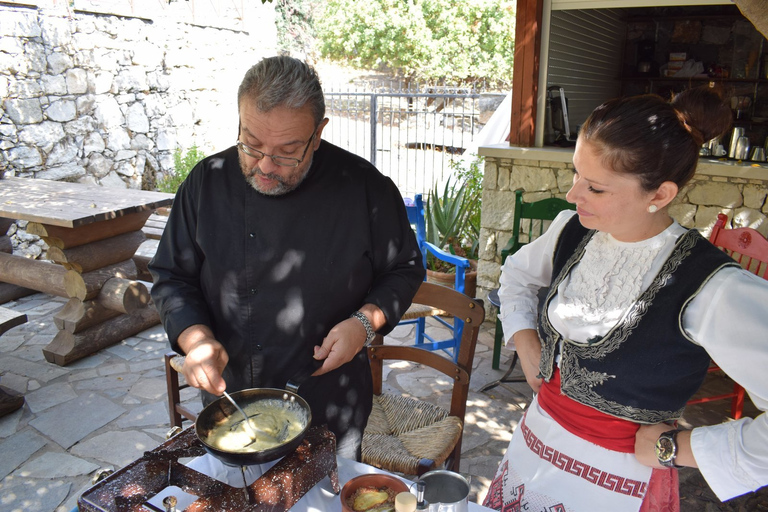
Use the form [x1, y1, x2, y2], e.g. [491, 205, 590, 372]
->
[78, 425, 339, 512]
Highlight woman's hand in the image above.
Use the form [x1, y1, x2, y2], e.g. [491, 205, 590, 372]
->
[635, 424, 696, 469]
[177, 324, 229, 396]
[512, 329, 543, 392]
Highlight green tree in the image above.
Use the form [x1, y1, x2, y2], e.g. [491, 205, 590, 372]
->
[157, 145, 207, 194]
[315, 0, 515, 86]
[274, 0, 316, 59]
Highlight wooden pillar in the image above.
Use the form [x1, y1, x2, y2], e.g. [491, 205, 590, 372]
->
[509, 0, 544, 147]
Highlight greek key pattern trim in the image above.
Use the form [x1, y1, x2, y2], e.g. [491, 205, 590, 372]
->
[520, 419, 648, 499]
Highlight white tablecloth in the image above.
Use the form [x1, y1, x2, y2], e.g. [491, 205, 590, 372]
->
[144, 453, 494, 511]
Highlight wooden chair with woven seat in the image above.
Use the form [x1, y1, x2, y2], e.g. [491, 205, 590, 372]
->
[165, 351, 199, 429]
[400, 194, 472, 362]
[362, 280, 484, 476]
[687, 212, 768, 419]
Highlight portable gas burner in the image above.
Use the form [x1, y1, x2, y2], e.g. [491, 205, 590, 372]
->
[77, 425, 340, 512]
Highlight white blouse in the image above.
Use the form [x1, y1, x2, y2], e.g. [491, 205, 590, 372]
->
[497, 210, 768, 501]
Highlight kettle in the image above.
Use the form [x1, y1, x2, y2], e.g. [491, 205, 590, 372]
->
[728, 127, 746, 159]
[544, 86, 575, 146]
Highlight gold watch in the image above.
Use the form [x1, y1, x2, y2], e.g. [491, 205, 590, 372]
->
[655, 429, 683, 469]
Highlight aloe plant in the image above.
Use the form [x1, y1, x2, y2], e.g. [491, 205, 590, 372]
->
[425, 176, 480, 272]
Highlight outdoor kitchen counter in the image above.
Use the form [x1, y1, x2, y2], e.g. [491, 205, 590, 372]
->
[477, 143, 768, 180]
[474, 143, 768, 321]
[0, 177, 174, 366]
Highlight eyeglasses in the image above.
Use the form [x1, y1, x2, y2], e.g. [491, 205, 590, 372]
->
[236, 133, 316, 168]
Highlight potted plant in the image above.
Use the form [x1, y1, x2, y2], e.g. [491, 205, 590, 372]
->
[424, 157, 483, 296]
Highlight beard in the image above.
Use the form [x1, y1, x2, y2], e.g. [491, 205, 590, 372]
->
[238, 153, 312, 196]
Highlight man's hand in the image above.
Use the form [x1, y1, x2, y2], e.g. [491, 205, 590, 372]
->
[312, 317, 367, 376]
[177, 324, 229, 396]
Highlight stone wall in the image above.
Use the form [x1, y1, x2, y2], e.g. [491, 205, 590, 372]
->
[475, 153, 768, 317]
[0, 2, 277, 256]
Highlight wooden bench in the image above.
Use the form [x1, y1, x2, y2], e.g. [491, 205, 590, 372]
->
[0, 306, 27, 336]
[142, 212, 169, 240]
[0, 177, 173, 366]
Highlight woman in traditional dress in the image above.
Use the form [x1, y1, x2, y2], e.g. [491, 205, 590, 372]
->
[483, 86, 768, 512]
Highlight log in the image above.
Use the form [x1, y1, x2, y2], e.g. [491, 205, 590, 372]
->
[53, 278, 150, 333]
[133, 254, 153, 282]
[0, 306, 27, 336]
[0, 236, 11, 254]
[46, 230, 146, 273]
[27, 210, 152, 249]
[64, 259, 137, 301]
[0, 252, 69, 297]
[0, 218, 14, 235]
[43, 305, 161, 366]
[53, 298, 122, 334]
[97, 277, 151, 314]
[0, 282, 38, 304]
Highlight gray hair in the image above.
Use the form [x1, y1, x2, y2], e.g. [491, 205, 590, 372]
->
[237, 56, 325, 126]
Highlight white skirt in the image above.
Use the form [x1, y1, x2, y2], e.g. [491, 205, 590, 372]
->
[483, 395, 652, 512]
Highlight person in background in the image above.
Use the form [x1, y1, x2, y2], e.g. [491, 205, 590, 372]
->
[483, 85, 768, 511]
[149, 56, 425, 460]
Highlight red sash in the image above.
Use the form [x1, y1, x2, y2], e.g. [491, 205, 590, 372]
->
[537, 368, 639, 453]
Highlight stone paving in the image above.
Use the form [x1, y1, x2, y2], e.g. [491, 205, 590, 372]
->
[0, 241, 765, 511]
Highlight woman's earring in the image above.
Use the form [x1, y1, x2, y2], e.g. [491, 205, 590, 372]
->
[648, 204, 658, 213]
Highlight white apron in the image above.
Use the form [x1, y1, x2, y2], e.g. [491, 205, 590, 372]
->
[483, 395, 652, 512]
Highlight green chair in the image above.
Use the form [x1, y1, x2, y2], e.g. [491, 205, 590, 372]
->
[481, 189, 575, 392]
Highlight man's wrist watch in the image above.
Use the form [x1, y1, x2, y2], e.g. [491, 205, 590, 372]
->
[655, 429, 683, 469]
[350, 311, 375, 346]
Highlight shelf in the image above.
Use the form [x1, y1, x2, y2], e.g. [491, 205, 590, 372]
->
[626, 14, 744, 23]
[619, 77, 768, 84]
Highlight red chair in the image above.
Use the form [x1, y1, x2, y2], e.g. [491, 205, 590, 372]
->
[687, 213, 768, 419]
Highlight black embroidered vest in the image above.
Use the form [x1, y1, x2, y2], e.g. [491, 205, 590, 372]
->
[537, 215, 740, 424]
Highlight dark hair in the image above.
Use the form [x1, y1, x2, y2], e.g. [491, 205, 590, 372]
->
[237, 56, 325, 126]
[578, 85, 732, 191]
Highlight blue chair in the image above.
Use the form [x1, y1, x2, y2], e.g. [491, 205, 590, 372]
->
[401, 194, 472, 361]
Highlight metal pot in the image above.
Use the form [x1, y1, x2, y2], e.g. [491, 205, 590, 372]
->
[412, 470, 470, 512]
[195, 387, 312, 466]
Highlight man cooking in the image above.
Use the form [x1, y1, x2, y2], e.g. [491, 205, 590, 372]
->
[149, 55, 425, 460]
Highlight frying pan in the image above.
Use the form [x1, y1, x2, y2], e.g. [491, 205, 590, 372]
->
[174, 355, 320, 466]
[195, 387, 312, 466]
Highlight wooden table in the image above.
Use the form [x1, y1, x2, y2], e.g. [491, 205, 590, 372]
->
[0, 177, 174, 365]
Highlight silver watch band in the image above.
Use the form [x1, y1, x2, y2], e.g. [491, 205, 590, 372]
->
[350, 311, 375, 346]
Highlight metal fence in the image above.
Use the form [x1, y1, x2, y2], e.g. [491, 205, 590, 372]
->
[323, 85, 486, 197]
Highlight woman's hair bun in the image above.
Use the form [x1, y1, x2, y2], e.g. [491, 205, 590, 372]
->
[671, 85, 732, 145]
